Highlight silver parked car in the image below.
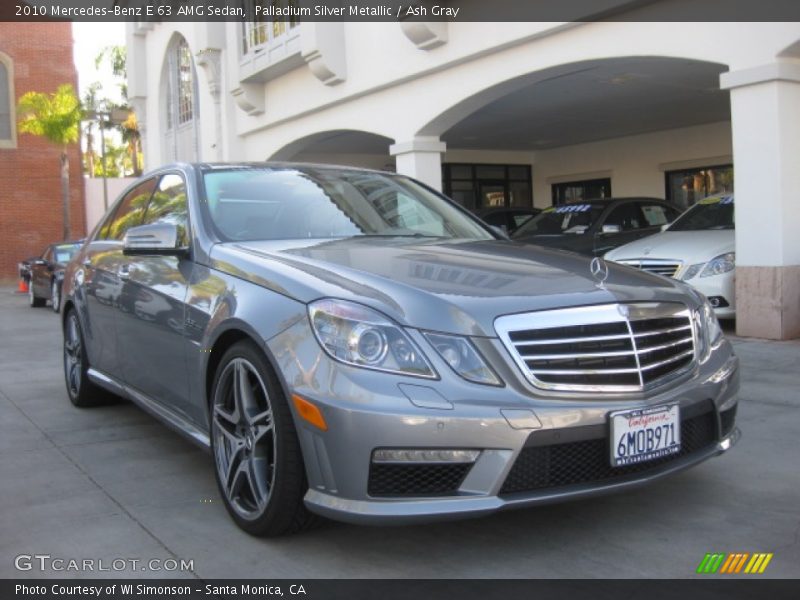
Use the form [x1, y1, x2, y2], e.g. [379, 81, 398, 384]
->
[61, 163, 739, 536]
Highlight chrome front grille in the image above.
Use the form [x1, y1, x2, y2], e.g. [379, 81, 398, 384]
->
[616, 259, 682, 278]
[495, 303, 696, 392]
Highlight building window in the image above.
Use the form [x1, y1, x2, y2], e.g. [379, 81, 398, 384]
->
[176, 38, 194, 125]
[665, 164, 733, 209]
[241, 0, 300, 55]
[165, 36, 196, 131]
[0, 53, 15, 148]
[442, 164, 532, 212]
[551, 178, 611, 205]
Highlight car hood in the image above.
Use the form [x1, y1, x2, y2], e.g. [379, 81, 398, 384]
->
[210, 237, 695, 337]
[605, 230, 734, 263]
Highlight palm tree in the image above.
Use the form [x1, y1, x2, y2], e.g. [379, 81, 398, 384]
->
[96, 45, 143, 176]
[17, 84, 82, 240]
[82, 82, 102, 176]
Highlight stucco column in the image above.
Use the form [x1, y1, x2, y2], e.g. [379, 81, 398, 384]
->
[390, 137, 446, 191]
[721, 63, 800, 340]
[196, 48, 224, 161]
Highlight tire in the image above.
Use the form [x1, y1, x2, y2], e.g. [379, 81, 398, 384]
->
[63, 309, 103, 407]
[51, 280, 61, 313]
[210, 340, 315, 536]
[29, 281, 45, 307]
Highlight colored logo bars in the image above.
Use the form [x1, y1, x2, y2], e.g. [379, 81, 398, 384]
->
[696, 552, 774, 574]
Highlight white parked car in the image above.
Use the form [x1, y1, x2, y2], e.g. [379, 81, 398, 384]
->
[605, 195, 735, 318]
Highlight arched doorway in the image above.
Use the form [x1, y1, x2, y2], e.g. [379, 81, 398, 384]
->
[268, 129, 394, 171]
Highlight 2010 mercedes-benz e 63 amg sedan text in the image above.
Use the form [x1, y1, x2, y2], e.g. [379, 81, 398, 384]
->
[61, 163, 739, 536]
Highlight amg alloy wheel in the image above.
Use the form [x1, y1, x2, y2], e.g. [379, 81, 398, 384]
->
[63, 310, 102, 407]
[210, 341, 314, 536]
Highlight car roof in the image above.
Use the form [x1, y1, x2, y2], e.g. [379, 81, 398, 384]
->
[147, 161, 393, 177]
[564, 197, 667, 205]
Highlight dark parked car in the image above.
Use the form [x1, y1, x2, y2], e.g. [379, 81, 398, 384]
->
[512, 197, 681, 256]
[61, 164, 738, 536]
[26, 241, 82, 312]
[477, 207, 540, 234]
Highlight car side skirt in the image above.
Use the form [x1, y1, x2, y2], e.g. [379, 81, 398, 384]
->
[87, 368, 211, 450]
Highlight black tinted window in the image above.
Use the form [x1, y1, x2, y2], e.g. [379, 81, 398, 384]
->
[605, 203, 644, 231]
[142, 173, 190, 246]
[99, 179, 157, 241]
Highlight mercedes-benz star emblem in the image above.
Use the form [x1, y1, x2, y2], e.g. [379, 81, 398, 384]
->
[590, 257, 610, 286]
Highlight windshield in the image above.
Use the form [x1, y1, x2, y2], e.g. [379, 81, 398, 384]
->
[668, 195, 734, 231]
[202, 168, 494, 242]
[53, 244, 81, 264]
[512, 204, 605, 237]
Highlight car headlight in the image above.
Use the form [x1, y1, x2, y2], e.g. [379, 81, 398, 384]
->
[699, 252, 735, 278]
[695, 298, 723, 359]
[308, 299, 436, 378]
[422, 332, 502, 386]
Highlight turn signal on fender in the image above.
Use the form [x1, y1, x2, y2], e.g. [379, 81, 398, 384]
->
[291, 394, 328, 431]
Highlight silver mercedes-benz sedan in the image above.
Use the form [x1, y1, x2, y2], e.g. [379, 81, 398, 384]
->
[61, 163, 739, 536]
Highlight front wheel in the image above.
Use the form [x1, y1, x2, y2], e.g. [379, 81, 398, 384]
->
[51, 281, 61, 313]
[210, 341, 315, 536]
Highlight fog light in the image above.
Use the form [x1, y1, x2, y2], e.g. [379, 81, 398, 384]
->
[707, 296, 729, 308]
[372, 448, 480, 463]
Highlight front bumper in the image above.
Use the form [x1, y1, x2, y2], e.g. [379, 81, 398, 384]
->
[685, 271, 736, 319]
[267, 321, 740, 525]
[305, 428, 740, 525]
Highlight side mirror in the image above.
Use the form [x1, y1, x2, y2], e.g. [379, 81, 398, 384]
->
[601, 224, 621, 234]
[123, 223, 187, 256]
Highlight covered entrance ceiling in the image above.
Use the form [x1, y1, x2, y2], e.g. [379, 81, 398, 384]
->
[442, 57, 730, 150]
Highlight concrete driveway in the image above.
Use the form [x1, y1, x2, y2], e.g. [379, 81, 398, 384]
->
[1, 288, 798, 579]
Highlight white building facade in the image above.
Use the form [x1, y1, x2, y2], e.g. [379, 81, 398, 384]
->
[126, 14, 800, 340]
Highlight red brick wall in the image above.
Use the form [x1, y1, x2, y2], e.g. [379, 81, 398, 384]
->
[0, 23, 86, 279]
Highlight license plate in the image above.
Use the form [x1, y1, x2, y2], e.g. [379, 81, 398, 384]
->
[610, 404, 681, 467]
